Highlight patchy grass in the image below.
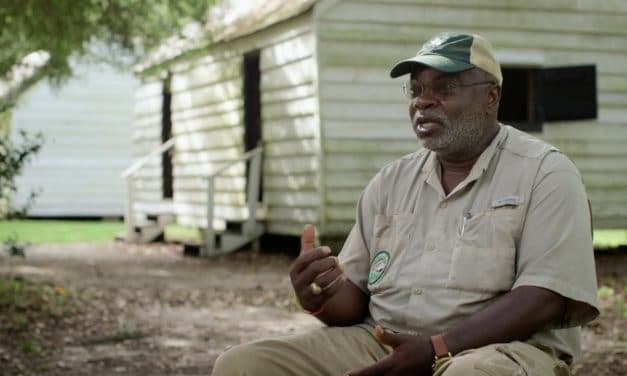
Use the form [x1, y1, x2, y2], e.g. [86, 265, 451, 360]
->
[0, 220, 124, 244]
[0, 275, 82, 373]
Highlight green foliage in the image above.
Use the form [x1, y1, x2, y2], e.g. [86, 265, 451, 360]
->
[0, 0, 216, 82]
[2, 234, 27, 257]
[0, 127, 44, 218]
[0, 275, 78, 333]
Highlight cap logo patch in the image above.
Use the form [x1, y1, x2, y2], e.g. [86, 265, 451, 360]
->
[424, 35, 447, 50]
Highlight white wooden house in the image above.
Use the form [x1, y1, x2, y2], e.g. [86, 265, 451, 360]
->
[128, 0, 627, 254]
[10, 62, 136, 217]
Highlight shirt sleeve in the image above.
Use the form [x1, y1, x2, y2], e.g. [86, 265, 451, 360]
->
[513, 152, 600, 328]
[337, 172, 382, 294]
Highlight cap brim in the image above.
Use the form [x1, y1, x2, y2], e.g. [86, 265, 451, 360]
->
[389, 54, 474, 78]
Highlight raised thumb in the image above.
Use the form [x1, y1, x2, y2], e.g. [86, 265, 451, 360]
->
[301, 224, 316, 253]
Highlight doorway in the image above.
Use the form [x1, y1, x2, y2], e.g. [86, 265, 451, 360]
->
[161, 73, 173, 199]
[243, 50, 262, 201]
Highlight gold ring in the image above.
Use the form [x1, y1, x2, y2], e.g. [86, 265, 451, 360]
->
[310, 282, 322, 295]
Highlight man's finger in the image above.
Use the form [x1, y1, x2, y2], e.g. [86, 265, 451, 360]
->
[290, 246, 332, 276]
[374, 325, 407, 348]
[345, 355, 394, 376]
[301, 224, 316, 253]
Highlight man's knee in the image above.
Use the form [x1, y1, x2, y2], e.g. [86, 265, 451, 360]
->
[436, 351, 494, 376]
[437, 342, 559, 376]
[212, 341, 275, 376]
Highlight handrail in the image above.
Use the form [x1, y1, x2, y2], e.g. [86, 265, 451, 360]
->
[203, 145, 263, 256]
[208, 146, 263, 178]
[122, 139, 263, 253]
[122, 138, 175, 241]
[121, 138, 175, 178]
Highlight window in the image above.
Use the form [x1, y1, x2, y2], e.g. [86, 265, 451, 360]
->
[498, 65, 597, 132]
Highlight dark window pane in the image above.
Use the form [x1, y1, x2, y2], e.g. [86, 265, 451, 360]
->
[498, 68, 542, 132]
[541, 65, 597, 121]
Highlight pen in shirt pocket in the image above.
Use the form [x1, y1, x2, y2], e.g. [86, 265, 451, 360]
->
[460, 212, 472, 236]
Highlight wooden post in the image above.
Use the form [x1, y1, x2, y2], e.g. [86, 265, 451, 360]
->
[245, 150, 262, 236]
[203, 176, 215, 256]
[124, 177, 135, 242]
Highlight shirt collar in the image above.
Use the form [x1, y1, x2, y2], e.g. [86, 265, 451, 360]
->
[423, 124, 508, 197]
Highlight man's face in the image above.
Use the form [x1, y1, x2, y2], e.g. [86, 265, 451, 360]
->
[407, 67, 494, 160]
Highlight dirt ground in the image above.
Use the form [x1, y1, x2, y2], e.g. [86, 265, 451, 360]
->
[0, 241, 625, 375]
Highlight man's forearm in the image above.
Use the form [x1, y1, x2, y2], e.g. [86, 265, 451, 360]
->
[316, 279, 369, 326]
[442, 286, 566, 354]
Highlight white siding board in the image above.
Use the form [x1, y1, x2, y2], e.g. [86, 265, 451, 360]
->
[173, 112, 242, 135]
[261, 32, 315, 70]
[173, 147, 243, 165]
[263, 97, 317, 120]
[264, 116, 317, 141]
[321, 2, 627, 35]
[266, 207, 319, 222]
[174, 176, 246, 191]
[172, 80, 241, 111]
[264, 175, 318, 190]
[265, 156, 319, 174]
[261, 58, 315, 89]
[263, 83, 316, 104]
[354, 0, 627, 14]
[11, 62, 135, 217]
[170, 61, 241, 93]
[175, 128, 244, 151]
[265, 138, 317, 156]
[172, 99, 243, 124]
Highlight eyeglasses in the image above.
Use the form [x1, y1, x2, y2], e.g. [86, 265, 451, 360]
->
[402, 79, 495, 100]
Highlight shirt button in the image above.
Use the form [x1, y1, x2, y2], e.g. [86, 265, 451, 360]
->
[412, 288, 423, 295]
[439, 202, 447, 208]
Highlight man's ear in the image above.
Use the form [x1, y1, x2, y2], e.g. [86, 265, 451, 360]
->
[486, 85, 501, 115]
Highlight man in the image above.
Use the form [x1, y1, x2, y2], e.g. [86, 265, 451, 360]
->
[213, 32, 599, 375]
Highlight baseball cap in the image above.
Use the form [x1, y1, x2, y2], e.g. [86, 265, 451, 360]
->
[389, 32, 502, 85]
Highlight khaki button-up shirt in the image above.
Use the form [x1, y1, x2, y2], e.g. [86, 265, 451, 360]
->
[339, 125, 599, 363]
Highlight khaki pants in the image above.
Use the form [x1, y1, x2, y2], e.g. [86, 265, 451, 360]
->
[212, 324, 570, 376]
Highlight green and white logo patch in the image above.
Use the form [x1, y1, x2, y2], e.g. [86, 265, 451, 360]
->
[368, 250, 390, 285]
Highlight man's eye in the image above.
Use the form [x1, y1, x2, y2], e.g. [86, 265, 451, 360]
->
[434, 83, 452, 96]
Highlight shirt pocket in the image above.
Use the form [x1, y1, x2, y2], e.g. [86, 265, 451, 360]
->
[368, 213, 412, 291]
[446, 208, 521, 293]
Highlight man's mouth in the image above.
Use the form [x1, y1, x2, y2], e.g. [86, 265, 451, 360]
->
[414, 116, 442, 135]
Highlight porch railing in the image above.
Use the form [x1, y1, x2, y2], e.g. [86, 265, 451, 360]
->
[120, 139, 263, 253]
[203, 146, 263, 256]
[121, 138, 175, 241]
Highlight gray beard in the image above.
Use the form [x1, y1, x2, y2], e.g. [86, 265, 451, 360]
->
[420, 107, 488, 159]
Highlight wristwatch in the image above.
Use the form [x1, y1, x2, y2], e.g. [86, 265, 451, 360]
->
[430, 334, 453, 371]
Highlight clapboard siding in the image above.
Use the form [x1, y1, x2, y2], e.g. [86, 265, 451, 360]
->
[321, 2, 627, 35]
[130, 75, 164, 221]
[154, 13, 319, 229]
[11, 63, 135, 217]
[132, 0, 627, 239]
[316, 0, 627, 233]
[257, 20, 318, 234]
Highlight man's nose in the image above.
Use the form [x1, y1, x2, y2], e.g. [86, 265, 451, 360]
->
[411, 92, 438, 110]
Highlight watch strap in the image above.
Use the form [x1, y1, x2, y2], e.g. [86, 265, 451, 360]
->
[430, 334, 450, 358]
[430, 334, 453, 371]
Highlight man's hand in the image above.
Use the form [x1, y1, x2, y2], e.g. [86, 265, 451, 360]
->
[289, 224, 346, 313]
[345, 325, 434, 376]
